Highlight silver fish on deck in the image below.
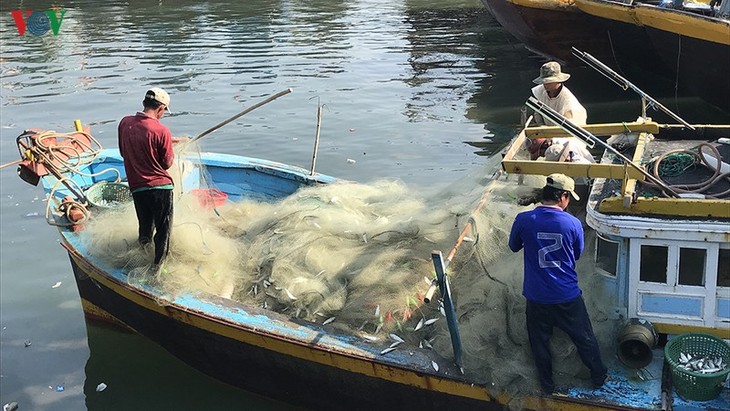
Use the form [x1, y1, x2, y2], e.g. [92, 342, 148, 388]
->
[414, 318, 424, 331]
[389, 333, 405, 343]
[380, 347, 396, 355]
[389, 341, 403, 349]
[322, 317, 336, 325]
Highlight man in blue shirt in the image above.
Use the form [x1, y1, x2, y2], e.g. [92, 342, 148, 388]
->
[508, 174, 607, 394]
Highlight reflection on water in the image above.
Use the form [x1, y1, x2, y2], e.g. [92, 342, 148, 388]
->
[83, 323, 308, 411]
[0, 0, 727, 409]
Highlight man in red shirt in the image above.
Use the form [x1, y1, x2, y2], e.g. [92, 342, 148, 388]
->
[118, 87, 176, 271]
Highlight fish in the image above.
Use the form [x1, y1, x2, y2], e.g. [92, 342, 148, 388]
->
[389, 341, 403, 349]
[322, 317, 336, 325]
[375, 305, 380, 317]
[389, 333, 405, 343]
[361, 334, 378, 342]
[380, 347, 396, 355]
[424, 318, 439, 326]
[414, 318, 424, 331]
[422, 339, 433, 350]
[432, 361, 439, 372]
[285, 289, 297, 301]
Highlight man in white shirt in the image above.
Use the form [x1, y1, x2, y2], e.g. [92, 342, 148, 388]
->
[531, 61, 587, 126]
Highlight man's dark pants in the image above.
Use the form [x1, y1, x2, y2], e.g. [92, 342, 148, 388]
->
[132, 188, 173, 265]
[526, 296, 607, 393]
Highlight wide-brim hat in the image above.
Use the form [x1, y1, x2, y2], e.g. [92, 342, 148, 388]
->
[533, 61, 570, 84]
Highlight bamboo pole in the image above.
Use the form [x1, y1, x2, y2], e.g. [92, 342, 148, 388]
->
[310, 104, 323, 176]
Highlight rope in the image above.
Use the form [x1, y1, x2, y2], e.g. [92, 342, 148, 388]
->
[24, 129, 121, 225]
[642, 143, 730, 198]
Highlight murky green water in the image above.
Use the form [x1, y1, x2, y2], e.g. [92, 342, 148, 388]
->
[0, 1, 726, 410]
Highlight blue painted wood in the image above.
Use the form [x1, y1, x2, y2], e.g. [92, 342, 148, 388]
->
[717, 298, 730, 319]
[641, 294, 702, 317]
[431, 251, 463, 370]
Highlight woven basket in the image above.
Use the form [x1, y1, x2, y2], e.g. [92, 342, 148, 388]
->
[85, 181, 132, 209]
[664, 333, 730, 401]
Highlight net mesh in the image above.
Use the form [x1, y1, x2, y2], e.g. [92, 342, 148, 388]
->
[80, 141, 619, 395]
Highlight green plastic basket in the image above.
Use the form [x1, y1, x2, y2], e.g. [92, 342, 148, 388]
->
[85, 181, 132, 209]
[664, 333, 730, 401]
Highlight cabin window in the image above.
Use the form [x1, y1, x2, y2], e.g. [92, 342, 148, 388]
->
[640, 245, 667, 283]
[718, 248, 730, 288]
[596, 234, 618, 277]
[678, 247, 706, 286]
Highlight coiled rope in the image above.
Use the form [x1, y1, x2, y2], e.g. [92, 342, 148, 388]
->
[644, 143, 730, 199]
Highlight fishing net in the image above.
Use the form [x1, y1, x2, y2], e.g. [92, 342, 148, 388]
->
[80, 141, 620, 397]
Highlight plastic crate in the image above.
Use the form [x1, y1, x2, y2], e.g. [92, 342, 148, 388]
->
[191, 188, 227, 209]
[85, 181, 132, 209]
[664, 333, 730, 401]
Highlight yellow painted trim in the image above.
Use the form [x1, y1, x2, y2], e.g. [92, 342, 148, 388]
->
[653, 322, 730, 339]
[65, 252, 492, 402]
[573, 0, 639, 25]
[622, 132, 649, 206]
[507, 0, 579, 12]
[635, 4, 730, 45]
[502, 160, 647, 180]
[65, 249, 626, 410]
[525, 121, 660, 139]
[599, 196, 730, 218]
[80, 298, 134, 331]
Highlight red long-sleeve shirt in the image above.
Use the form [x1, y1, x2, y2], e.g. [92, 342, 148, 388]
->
[118, 112, 174, 192]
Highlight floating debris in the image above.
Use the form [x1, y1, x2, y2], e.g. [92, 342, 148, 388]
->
[51, 281, 62, 289]
[96, 382, 107, 392]
[55, 384, 64, 392]
[23, 339, 31, 348]
[3, 402, 18, 411]
[346, 158, 356, 164]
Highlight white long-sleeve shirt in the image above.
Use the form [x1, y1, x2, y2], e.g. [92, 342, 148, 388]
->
[531, 84, 587, 126]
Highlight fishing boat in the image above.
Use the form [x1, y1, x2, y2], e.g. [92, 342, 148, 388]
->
[478, 0, 612, 63]
[499, 49, 730, 407]
[12, 87, 730, 409]
[573, 0, 730, 112]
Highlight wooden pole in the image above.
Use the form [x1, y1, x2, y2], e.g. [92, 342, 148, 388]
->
[310, 104, 323, 176]
[0, 159, 21, 170]
[191, 88, 293, 143]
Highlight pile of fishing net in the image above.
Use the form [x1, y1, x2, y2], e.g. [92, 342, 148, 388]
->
[80, 143, 619, 397]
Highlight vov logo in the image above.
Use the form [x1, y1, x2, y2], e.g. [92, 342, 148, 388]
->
[10, 9, 66, 36]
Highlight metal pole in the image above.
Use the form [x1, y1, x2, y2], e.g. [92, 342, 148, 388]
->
[526, 97, 680, 197]
[571, 47, 694, 129]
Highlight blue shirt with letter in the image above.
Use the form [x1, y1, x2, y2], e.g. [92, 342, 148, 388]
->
[508, 206, 584, 304]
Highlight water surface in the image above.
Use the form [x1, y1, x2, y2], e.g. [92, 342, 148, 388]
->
[0, 1, 725, 410]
